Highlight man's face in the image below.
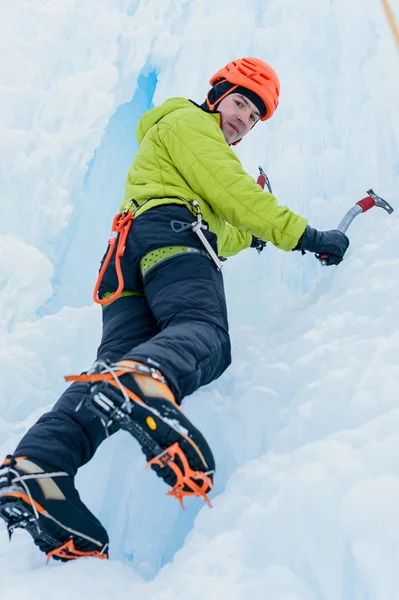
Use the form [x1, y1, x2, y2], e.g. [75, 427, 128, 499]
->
[217, 92, 261, 144]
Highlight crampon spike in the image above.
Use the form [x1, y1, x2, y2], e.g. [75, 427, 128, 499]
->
[147, 442, 213, 508]
[45, 539, 108, 564]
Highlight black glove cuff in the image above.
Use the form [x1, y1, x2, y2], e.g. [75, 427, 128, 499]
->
[294, 225, 316, 252]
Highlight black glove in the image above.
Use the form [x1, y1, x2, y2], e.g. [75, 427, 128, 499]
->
[295, 225, 349, 266]
[251, 236, 267, 252]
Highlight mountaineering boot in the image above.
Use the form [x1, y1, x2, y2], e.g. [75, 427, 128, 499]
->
[0, 456, 109, 562]
[66, 360, 215, 507]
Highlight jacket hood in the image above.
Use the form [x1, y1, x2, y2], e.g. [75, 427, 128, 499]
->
[136, 97, 199, 144]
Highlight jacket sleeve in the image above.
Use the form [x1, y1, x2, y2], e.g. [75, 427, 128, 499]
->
[160, 111, 307, 251]
[218, 222, 252, 257]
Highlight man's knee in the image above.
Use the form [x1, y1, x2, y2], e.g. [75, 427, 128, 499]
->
[215, 325, 232, 376]
[180, 322, 231, 394]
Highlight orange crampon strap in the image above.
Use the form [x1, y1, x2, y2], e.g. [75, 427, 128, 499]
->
[65, 359, 143, 383]
[1, 455, 27, 467]
[64, 363, 161, 385]
[147, 442, 214, 508]
[65, 371, 121, 383]
[65, 361, 164, 387]
[46, 539, 108, 564]
[65, 369, 144, 405]
[92, 210, 134, 306]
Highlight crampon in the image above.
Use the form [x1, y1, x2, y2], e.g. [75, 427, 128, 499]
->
[0, 456, 109, 563]
[148, 442, 213, 508]
[66, 360, 215, 508]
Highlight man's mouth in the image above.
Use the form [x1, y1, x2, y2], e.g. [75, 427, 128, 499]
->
[228, 122, 240, 135]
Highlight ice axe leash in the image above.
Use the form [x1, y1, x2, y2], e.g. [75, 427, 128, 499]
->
[317, 189, 395, 265]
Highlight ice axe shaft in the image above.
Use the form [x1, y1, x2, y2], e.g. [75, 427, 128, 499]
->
[257, 166, 273, 193]
[318, 189, 394, 265]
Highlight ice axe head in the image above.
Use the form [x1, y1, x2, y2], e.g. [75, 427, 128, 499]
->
[363, 189, 394, 214]
[317, 189, 394, 266]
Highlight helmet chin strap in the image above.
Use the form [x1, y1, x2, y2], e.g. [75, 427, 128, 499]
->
[205, 81, 239, 112]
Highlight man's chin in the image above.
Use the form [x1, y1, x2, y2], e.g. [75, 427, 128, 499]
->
[223, 132, 238, 145]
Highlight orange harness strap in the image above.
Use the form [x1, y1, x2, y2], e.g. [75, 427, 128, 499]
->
[93, 211, 134, 306]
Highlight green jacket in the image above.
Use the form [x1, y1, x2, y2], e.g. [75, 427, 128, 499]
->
[121, 97, 307, 257]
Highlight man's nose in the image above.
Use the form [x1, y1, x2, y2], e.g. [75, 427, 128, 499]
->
[238, 111, 250, 128]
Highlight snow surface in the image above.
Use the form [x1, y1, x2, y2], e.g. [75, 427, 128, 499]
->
[1, 0, 399, 598]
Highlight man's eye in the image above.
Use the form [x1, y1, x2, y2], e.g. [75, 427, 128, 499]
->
[250, 114, 256, 122]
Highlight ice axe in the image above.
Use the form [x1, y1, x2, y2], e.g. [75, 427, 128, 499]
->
[255, 171, 394, 264]
[257, 166, 273, 193]
[317, 189, 394, 265]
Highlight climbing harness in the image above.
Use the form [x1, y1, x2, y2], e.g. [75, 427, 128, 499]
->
[93, 198, 223, 306]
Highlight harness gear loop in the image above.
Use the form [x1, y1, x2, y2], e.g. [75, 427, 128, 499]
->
[93, 210, 134, 306]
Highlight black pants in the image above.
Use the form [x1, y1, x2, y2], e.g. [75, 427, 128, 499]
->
[14, 206, 231, 476]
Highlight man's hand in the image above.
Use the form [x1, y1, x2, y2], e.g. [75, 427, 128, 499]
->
[295, 225, 349, 266]
[251, 236, 267, 252]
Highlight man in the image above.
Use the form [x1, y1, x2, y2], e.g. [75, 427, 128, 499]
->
[0, 58, 349, 562]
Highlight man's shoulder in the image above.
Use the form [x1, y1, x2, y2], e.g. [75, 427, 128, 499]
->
[137, 97, 201, 142]
[161, 98, 221, 134]
[161, 98, 206, 120]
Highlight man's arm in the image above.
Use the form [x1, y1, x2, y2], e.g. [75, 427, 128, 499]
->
[160, 111, 307, 251]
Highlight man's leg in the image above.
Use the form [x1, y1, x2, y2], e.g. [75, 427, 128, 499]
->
[76, 206, 231, 503]
[123, 251, 231, 402]
[0, 295, 159, 560]
[13, 295, 159, 475]
[122, 205, 232, 402]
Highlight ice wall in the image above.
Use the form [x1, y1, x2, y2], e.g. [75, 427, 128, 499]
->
[1, 1, 399, 598]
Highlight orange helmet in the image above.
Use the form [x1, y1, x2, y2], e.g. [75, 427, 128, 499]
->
[209, 57, 280, 121]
